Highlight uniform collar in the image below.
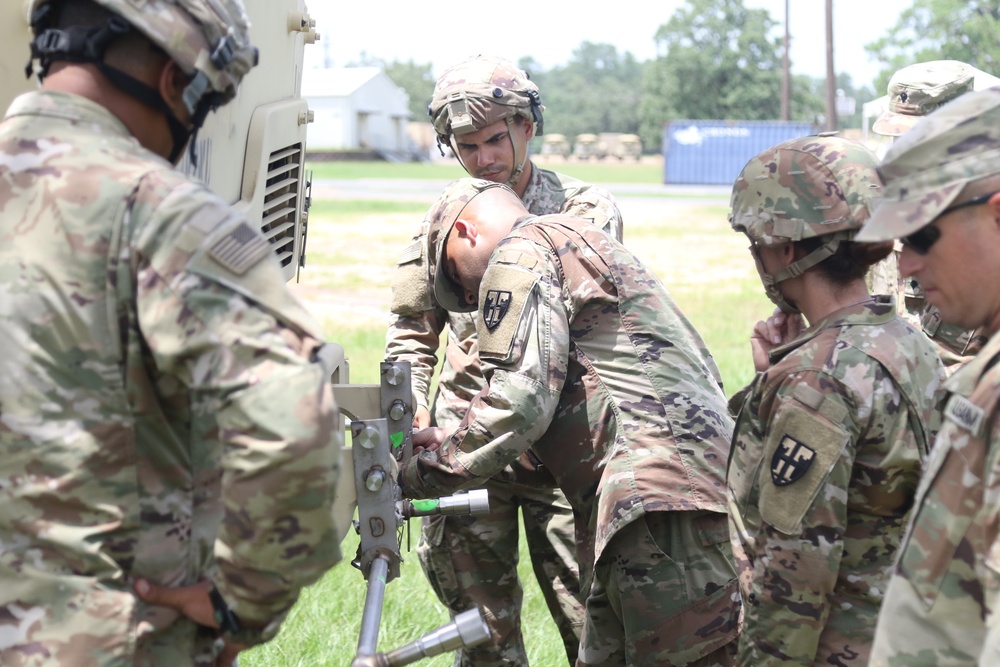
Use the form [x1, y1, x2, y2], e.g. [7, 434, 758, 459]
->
[768, 295, 897, 364]
[5, 89, 133, 141]
[944, 328, 1000, 397]
[518, 159, 543, 206]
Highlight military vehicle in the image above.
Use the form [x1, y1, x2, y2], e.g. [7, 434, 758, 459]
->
[3, 1, 489, 663]
[614, 133, 643, 161]
[572, 132, 607, 160]
[540, 132, 571, 159]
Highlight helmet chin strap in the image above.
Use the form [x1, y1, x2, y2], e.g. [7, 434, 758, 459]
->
[750, 233, 849, 315]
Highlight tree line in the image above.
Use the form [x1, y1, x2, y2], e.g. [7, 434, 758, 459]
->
[355, 0, 1000, 153]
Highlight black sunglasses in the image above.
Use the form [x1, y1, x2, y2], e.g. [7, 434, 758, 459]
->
[901, 191, 999, 255]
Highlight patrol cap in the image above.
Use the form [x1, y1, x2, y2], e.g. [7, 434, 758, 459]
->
[428, 55, 542, 141]
[426, 178, 510, 313]
[872, 60, 974, 137]
[857, 88, 1000, 242]
[730, 134, 882, 245]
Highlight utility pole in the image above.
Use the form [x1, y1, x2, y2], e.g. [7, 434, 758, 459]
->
[825, 0, 836, 131]
[781, 0, 790, 121]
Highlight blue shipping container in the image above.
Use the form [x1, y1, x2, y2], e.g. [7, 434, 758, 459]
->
[662, 120, 817, 185]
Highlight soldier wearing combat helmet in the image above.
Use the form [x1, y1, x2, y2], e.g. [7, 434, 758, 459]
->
[727, 135, 944, 665]
[0, 1, 340, 664]
[857, 87, 1000, 666]
[385, 55, 624, 665]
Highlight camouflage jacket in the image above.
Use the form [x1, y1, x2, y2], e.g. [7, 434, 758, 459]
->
[728, 297, 945, 666]
[399, 215, 733, 576]
[0, 91, 340, 665]
[385, 162, 623, 428]
[869, 328, 1000, 666]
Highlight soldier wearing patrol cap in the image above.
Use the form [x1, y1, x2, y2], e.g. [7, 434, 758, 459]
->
[727, 135, 945, 665]
[869, 60, 993, 370]
[0, 1, 341, 664]
[856, 87, 1000, 666]
[400, 178, 741, 667]
[385, 55, 624, 665]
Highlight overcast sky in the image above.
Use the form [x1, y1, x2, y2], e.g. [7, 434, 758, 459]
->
[304, 0, 911, 90]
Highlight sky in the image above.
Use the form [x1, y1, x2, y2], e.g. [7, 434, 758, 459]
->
[304, 0, 911, 90]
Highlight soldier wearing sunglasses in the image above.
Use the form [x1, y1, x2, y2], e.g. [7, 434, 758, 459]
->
[856, 88, 1000, 665]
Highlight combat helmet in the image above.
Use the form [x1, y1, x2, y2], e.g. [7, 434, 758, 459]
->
[428, 55, 544, 188]
[729, 135, 882, 312]
[26, 0, 258, 162]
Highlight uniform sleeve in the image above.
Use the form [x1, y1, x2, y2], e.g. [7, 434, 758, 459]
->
[400, 242, 568, 498]
[384, 219, 446, 409]
[135, 186, 340, 638]
[560, 183, 625, 243]
[738, 371, 858, 665]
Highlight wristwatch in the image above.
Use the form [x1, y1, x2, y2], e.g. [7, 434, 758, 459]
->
[208, 586, 244, 637]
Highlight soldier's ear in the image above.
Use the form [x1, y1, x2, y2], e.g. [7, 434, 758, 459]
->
[454, 219, 478, 243]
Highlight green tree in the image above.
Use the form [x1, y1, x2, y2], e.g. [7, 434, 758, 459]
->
[866, 0, 1000, 93]
[527, 42, 644, 145]
[639, 0, 785, 151]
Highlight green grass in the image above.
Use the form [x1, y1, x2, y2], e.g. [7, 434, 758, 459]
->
[244, 194, 771, 667]
[306, 159, 664, 185]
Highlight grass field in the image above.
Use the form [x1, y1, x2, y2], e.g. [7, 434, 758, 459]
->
[307, 156, 665, 185]
[242, 165, 771, 666]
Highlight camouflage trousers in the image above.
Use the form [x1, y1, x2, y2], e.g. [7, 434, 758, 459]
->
[577, 511, 740, 667]
[417, 476, 585, 666]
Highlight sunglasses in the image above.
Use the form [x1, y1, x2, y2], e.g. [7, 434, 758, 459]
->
[901, 191, 999, 255]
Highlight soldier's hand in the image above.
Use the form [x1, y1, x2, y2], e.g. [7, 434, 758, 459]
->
[134, 579, 247, 666]
[413, 404, 431, 429]
[412, 426, 447, 454]
[750, 309, 804, 371]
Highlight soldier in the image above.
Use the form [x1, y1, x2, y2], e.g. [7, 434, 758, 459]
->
[869, 60, 993, 369]
[399, 178, 741, 666]
[726, 135, 944, 665]
[855, 88, 1000, 666]
[385, 55, 623, 665]
[0, 1, 341, 665]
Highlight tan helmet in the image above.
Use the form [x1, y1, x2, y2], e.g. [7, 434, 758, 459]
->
[28, 0, 257, 106]
[428, 55, 543, 188]
[729, 134, 882, 312]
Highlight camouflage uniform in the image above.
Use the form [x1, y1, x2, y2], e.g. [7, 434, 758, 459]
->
[387, 163, 622, 666]
[728, 135, 946, 665]
[854, 88, 1000, 666]
[400, 180, 740, 666]
[870, 60, 992, 370]
[728, 298, 944, 665]
[386, 55, 623, 666]
[0, 44, 339, 667]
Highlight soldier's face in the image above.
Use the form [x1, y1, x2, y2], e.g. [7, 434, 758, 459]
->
[453, 117, 533, 183]
[443, 219, 494, 309]
[899, 195, 1000, 332]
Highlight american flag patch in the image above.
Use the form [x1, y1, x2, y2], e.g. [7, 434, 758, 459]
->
[209, 222, 271, 275]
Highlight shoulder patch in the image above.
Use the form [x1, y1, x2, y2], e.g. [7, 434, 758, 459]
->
[478, 265, 538, 362]
[943, 395, 985, 435]
[770, 435, 816, 486]
[397, 239, 422, 265]
[758, 400, 848, 534]
[208, 221, 272, 275]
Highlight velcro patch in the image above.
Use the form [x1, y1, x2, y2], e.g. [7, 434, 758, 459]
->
[759, 400, 848, 534]
[478, 265, 538, 363]
[944, 395, 984, 435]
[209, 222, 272, 275]
[770, 435, 816, 486]
[397, 239, 422, 265]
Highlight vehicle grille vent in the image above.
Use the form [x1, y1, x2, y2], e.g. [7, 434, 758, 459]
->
[261, 143, 302, 268]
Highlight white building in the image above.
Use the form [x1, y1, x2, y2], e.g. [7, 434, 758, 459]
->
[302, 67, 411, 153]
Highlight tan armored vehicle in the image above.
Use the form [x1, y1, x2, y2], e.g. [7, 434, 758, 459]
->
[540, 132, 571, 159]
[573, 133, 607, 160]
[615, 133, 643, 161]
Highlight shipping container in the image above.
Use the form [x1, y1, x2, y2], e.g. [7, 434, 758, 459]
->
[662, 120, 817, 185]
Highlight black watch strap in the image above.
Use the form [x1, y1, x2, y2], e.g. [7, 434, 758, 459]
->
[208, 586, 243, 636]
